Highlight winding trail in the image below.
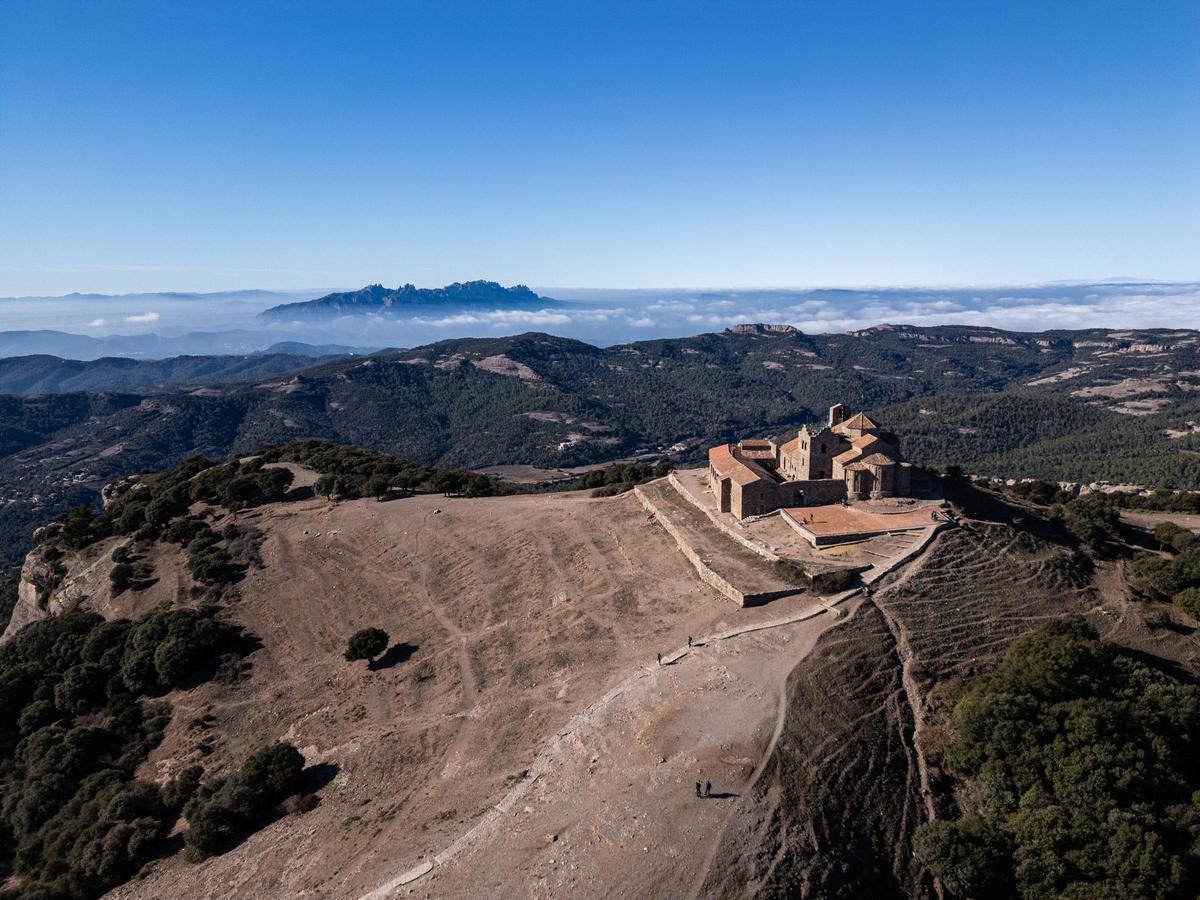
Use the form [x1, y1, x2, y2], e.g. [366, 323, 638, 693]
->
[356, 589, 862, 899]
[683, 595, 866, 900]
[356, 518, 947, 899]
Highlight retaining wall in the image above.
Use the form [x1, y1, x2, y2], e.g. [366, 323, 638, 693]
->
[634, 485, 800, 607]
[667, 472, 783, 562]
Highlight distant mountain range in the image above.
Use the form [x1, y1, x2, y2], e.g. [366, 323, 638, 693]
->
[0, 330, 373, 361]
[259, 280, 557, 319]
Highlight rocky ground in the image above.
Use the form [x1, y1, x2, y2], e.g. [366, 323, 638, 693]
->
[95, 483, 844, 898]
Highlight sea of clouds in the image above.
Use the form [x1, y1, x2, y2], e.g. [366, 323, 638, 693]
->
[0, 281, 1197, 355]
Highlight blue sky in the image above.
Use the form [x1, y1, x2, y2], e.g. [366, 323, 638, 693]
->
[1, 0, 1197, 295]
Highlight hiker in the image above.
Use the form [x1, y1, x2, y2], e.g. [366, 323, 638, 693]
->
[695, 781, 702, 798]
[705, 781, 712, 797]
[657, 652, 662, 666]
[688, 636, 693, 648]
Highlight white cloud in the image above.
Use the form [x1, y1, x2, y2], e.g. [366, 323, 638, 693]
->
[89, 317, 106, 327]
[125, 311, 160, 323]
[412, 308, 572, 328]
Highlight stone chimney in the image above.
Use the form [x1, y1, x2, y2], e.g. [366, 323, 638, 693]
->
[828, 403, 845, 427]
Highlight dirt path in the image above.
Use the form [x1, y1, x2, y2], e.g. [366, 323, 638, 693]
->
[358, 593, 861, 899]
[870, 531, 945, 826]
[403, 510, 481, 781]
[683, 595, 867, 900]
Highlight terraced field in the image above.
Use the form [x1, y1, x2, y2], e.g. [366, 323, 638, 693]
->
[875, 522, 1094, 681]
[698, 519, 1097, 896]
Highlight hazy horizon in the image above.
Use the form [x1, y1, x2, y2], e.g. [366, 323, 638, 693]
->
[2, 279, 1198, 355]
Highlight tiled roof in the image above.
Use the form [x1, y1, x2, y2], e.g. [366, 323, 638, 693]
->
[835, 432, 897, 465]
[841, 412, 878, 431]
[708, 444, 768, 486]
[738, 439, 776, 460]
[859, 452, 898, 466]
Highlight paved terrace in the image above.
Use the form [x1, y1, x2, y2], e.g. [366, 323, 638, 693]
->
[781, 504, 942, 546]
[672, 468, 940, 567]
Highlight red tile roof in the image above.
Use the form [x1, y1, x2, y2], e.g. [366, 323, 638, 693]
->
[839, 412, 878, 431]
[708, 444, 767, 486]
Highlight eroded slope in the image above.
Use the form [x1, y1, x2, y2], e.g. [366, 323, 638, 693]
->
[699, 520, 1099, 898]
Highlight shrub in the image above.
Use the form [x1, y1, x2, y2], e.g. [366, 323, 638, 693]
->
[16, 700, 61, 735]
[53, 663, 108, 715]
[218, 468, 294, 510]
[362, 474, 393, 497]
[161, 765, 204, 812]
[1154, 522, 1195, 553]
[163, 517, 206, 545]
[59, 507, 100, 550]
[260, 440, 502, 500]
[914, 817, 1010, 899]
[0, 606, 259, 897]
[344, 628, 389, 663]
[1134, 544, 1200, 600]
[1005, 479, 1073, 506]
[575, 461, 670, 491]
[1174, 587, 1200, 623]
[109, 562, 134, 594]
[1053, 494, 1122, 549]
[182, 743, 305, 860]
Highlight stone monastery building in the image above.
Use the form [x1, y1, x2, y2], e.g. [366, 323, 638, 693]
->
[708, 404, 913, 520]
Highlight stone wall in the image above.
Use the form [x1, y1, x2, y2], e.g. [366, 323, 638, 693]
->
[791, 478, 847, 506]
[736, 478, 804, 518]
[634, 485, 801, 607]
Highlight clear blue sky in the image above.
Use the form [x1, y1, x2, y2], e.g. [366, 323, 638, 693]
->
[1, 0, 1197, 295]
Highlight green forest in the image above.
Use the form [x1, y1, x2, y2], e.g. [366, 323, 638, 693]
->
[917, 617, 1200, 899]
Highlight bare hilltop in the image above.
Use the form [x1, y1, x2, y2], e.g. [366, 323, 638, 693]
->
[3, 439, 1198, 899]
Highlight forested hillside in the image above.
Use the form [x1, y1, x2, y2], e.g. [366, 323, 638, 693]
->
[0, 352, 347, 396]
[2, 323, 1199, 566]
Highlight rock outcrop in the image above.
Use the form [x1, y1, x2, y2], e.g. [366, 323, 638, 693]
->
[726, 323, 800, 335]
[2, 525, 114, 642]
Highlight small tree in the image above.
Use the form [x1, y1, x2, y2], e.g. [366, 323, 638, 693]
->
[344, 628, 389, 664]
[110, 562, 134, 595]
[1175, 587, 1200, 623]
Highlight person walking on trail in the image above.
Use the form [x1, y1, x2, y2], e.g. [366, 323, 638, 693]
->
[705, 781, 712, 797]
[695, 781, 702, 798]
[657, 652, 662, 666]
[688, 636, 693, 648]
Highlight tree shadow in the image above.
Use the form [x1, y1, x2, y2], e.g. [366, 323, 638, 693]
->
[369, 642, 420, 670]
[285, 485, 315, 502]
[1117, 644, 1200, 686]
[299, 761, 340, 793]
